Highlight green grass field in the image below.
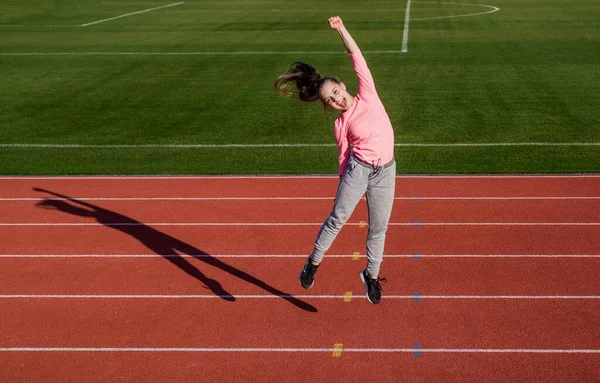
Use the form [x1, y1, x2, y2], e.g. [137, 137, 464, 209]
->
[1, 0, 598, 175]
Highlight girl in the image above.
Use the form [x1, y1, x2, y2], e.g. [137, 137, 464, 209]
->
[274, 16, 396, 304]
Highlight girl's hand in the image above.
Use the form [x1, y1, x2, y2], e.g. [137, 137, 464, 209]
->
[328, 16, 344, 30]
[328, 16, 358, 54]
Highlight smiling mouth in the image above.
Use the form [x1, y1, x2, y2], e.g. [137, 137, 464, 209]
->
[340, 99, 347, 108]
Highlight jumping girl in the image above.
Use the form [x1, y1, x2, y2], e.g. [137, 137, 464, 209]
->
[274, 16, 396, 304]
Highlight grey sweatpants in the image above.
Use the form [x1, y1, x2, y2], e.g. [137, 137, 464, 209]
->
[310, 155, 396, 276]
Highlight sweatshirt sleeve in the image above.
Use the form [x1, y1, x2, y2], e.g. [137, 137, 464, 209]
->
[334, 120, 351, 175]
[349, 49, 379, 101]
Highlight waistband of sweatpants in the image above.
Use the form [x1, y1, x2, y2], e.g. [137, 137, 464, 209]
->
[352, 154, 395, 170]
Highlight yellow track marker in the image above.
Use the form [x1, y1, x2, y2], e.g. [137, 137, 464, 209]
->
[344, 292, 353, 302]
[359, 221, 367, 228]
[332, 343, 343, 357]
[352, 251, 360, 260]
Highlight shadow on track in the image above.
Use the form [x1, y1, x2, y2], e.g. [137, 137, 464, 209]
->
[33, 187, 317, 313]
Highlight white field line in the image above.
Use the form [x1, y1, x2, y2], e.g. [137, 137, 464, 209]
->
[0, 51, 401, 56]
[0, 24, 74, 27]
[1, 222, 600, 227]
[412, 2, 499, 21]
[0, 2, 500, 27]
[1, 294, 600, 300]
[102, 1, 174, 4]
[402, 0, 412, 53]
[402, 0, 501, 53]
[1, 253, 600, 258]
[80, 2, 184, 27]
[2, 143, 336, 148]
[0, 347, 599, 354]
[1, 143, 599, 148]
[1, 196, 599, 201]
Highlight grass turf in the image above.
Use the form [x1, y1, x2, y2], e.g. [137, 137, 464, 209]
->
[1, 0, 598, 174]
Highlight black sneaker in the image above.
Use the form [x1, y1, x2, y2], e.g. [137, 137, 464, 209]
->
[360, 269, 386, 304]
[300, 257, 319, 289]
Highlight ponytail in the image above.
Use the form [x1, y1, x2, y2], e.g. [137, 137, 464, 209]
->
[274, 62, 340, 103]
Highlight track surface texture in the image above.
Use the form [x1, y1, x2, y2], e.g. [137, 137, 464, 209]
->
[1, 175, 599, 382]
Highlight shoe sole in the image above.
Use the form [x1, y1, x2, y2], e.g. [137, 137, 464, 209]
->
[360, 270, 379, 304]
[300, 277, 314, 289]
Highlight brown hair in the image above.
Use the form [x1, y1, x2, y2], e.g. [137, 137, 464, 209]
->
[274, 62, 341, 104]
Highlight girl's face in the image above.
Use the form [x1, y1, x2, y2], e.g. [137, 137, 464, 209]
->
[318, 80, 355, 111]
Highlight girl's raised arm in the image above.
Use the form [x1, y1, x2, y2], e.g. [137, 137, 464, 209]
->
[329, 16, 378, 99]
[328, 16, 359, 54]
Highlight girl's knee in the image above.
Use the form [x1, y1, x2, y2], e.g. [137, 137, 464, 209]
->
[368, 222, 389, 235]
[327, 215, 348, 230]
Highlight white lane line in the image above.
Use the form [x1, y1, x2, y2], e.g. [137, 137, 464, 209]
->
[1, 222, 599, 227]
[80, 2, 184, 27]
[2, 253, 600, 258]
[402, 222, 600, 226]
[2, 196, 599, 201]
[0, 175, 598, 180]
[0, 347, 599, 353]
[0, 222, 321, 227]
[1, 142, 599, 147]
[402, 0, 412, 53]
[1, 294, 600, 300]
[0, 197, 334, 201]
[0, 175, 340, 180]
[404, 196, 600, 201]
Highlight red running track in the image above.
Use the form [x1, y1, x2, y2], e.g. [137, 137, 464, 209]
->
[1, 175, 600, 382]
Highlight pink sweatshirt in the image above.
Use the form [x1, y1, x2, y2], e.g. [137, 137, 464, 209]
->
[333, 50, 395, 175]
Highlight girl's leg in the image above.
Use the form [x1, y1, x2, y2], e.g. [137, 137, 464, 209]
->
[310, 158, 368, 264]
[364, 161, 396, 277]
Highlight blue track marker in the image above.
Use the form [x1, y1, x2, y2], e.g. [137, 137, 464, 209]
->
[413, 220, 420, 227]
[413, 344, 423, 357]
[413, 292, 421, 302]
[413, 251, 421, 260]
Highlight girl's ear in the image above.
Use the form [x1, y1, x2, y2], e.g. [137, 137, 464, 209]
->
[340, 82, 347, 90]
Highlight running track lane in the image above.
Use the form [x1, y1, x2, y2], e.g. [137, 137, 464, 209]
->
[2, 299, 600, 350]
[1, 175, 600, 382]
[1, 300, 600, 382]
[2, 257, 600, 296]
[2, 350, 598, 382]
[2, 199, 600, 223]
[1, 175, 599, 198]
[1, 225, 599, 255]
